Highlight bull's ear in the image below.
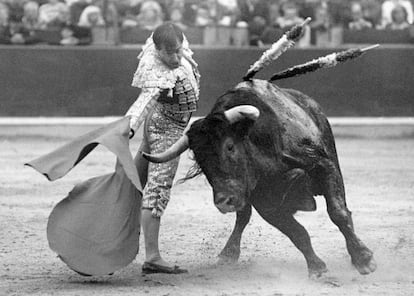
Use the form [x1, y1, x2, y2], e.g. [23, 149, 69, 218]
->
[224, 105, 260, 124]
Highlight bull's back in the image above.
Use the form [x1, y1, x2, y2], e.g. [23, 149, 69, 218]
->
[235, 80, 325, 152]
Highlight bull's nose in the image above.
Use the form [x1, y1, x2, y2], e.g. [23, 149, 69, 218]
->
[215, 193, 234, 206]
[215, 193, 236, 213]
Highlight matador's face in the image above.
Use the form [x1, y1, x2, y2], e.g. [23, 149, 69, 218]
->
[157, 42, 183, 69]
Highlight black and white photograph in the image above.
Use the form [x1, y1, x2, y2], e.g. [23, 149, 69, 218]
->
[0, 0, 413, 295]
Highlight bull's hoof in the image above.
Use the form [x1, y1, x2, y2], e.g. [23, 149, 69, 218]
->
[217, 250, 240, 265]
[308, 261, 328, 279]
[217, 254, 239, 265]
[217, 258, 237, 265]
[217, 244, 240, 265]
[352, 251, 377, 275]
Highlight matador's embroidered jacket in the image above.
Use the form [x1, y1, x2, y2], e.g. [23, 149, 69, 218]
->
[126, 34, 200, 132]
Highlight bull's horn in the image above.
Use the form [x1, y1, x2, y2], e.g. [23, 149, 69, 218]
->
[141, 134, 189, 163]
[224, 105, 260, 124]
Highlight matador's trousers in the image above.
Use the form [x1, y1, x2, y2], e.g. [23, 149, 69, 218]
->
[141, 103, 191, 217]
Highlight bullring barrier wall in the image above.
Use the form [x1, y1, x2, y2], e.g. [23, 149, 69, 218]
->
[0, 45, 412, 117]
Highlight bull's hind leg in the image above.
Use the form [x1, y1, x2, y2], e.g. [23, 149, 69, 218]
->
[318, 159, 376, 274]
[256, 209, 327, 278]
[218, 204, 252, 263]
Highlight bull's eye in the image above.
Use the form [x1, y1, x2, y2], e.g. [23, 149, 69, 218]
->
[227, 143, 234, 152]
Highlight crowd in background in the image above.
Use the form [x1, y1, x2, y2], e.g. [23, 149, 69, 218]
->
[0, 0, 413, 46]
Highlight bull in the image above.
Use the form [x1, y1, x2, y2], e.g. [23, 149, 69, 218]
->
[142, 79, 377, 277]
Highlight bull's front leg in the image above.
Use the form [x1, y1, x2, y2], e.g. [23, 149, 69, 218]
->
[256, 208, 328, 278]
[318, 159, 377, 275]
[218, 204, 252, 263]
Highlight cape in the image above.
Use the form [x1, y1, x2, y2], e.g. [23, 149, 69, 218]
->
[25, 117, 149, 276]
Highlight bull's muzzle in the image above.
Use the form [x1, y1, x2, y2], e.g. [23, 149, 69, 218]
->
[214, 193, 243, 213]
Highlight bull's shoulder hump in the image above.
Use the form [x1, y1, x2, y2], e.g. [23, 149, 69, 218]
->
[235, 80, 314, 119]
[234, 80, 285, 109]
[236, 80, 322, 144]
[235, 80, 284, 98]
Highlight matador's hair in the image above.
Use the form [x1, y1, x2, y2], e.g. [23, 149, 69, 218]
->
[153, 22, 184, 50]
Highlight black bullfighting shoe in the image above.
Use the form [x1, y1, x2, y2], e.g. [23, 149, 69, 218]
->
[142, 262, 188, 275]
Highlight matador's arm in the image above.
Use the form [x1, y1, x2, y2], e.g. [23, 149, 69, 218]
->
[125, 87, 162, 137]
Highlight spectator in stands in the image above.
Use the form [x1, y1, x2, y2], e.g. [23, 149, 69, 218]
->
[298, 0, 317, 21]
[181, 1, 198, 26]
[64, 0, 108, 45]
[22, 1, 40, 30]
[119, 0, 143, 28]
[0, 2, 8, 27]
[349, 1, 373, 30]
[327, 0, 352, 27]
[129, 0, 145, 7]
[60, 23, 92, 45]
[4, 0, 24, 24]
[236, 0, 269, 24]
[67, 0, 89, 25]
[308, 1, 332, 46]
[0, 13, 41, 45]
[160, 0, 195, 27]
[275, 1, 310, 47]
[164, 0, 190, 22]
[216, 0, 238, 26]
[218, 0, 238, 10]
[0, 2, 10, 44]
[268, 1, 282, 28]
[77, 4, 105, 27]
[275, 2, 304, 29]
[235, 0, 270, 46]
[91, 0, 119, 27]
[135, 0, 164, 31]
[194, 4, 214, 27]
[248, 14, 267, 46]
[169, 6, 187, 30]
[60, 24, 79, 44]
[38, 0, 70, 29]
[360, 0, 382, 28]
[381, 0, 413, 26]
[386, 4, 411, 29]
[260, 1, 282, 44]
[166, 0, 185, 11]
[65, 0, 87, 6]
[200, 0, 237, 26]
[310, 2, 331, 32]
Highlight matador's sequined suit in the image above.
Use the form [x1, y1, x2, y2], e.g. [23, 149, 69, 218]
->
[126, 35, 200, 217]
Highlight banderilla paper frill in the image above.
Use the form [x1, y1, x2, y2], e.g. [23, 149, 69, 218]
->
[243, 17, 312, 81]
[269, 44, 380, 81]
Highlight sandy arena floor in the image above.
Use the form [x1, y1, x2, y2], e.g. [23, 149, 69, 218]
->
[0, 124, 413, 296]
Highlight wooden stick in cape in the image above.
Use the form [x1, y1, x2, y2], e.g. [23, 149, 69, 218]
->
[243, 17, 311, 81]
[269, 44, 380, 81]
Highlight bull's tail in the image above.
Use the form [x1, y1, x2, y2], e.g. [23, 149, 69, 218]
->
[269, 44, 379, 82]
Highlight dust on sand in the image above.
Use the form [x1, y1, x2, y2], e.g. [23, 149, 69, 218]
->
[1, 125, 413, 296]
